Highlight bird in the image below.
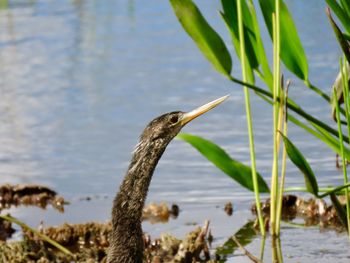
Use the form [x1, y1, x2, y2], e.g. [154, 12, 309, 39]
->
[106, 95, 229, 263]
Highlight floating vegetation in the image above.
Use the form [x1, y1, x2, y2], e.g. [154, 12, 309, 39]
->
[224, 202, 233, 216]
[29, 222, 111, 251]
[251, 195, 346, 231]
[0, 184, 67, 213]
[144, 220, 214, 262]
[142, 202, 180, 224]
[0, 216, 15, 241]
[0, 219, 215, 262]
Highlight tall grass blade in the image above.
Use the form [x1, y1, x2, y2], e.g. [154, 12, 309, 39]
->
[280, 133, 319, 196]
[0, 214, 73, 256]
[177, 133, 270, 193]
[170, 0, 232, 78]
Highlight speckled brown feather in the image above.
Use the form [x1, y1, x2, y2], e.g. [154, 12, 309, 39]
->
[107, 112, 183, 263]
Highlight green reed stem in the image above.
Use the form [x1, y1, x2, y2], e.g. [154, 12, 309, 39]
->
[339, 57, 350, 236]
[271, 236, 283, 263]
[0, 214, 73, 256]
[0, 0, 8, 9]
[276, 237, 284, 263]
[270, 1, 281, 236]
[259, 235, 266, 261]
[318, 183, 350, 198]
[276, 82, 289, 235]
[284, 187, 330, 192]
[237, 0, 265, 237]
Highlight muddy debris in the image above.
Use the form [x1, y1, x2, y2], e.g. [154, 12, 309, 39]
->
[142, 202, 180, 224]
[251, 195, 297, 220]
[1, 220, 217, 262]
[0, 221, 111, 262]
[0, 216, 15, 241]
[0, 184, 68, 213]
[170, 204, 180, 218]
[30, 222, 112, 250]
[144, 220, 216, 262]
[224, 202, 233, 216]
[251, 195, 345, 230]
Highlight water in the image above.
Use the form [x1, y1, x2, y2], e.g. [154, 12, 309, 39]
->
[0, 0, 349, 261]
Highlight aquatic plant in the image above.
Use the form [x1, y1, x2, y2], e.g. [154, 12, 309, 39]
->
[170, 0, 350, 259]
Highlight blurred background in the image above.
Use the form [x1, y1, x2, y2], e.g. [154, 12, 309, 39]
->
[0, 1, 348, 261]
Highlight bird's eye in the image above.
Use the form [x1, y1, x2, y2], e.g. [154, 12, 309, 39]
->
[170, 115, 179, 124]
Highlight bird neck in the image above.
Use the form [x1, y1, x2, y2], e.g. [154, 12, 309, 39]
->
[108, 138, 169, 262]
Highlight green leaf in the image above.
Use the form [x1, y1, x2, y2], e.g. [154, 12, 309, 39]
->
[326, 0, 350, 34]
[0, 214, 73, 256]
[340, 0, 350, 19]
[340, 0, 350, 17]
[170, 0, 232, 77]
[221, 0, 273, 89]
[221, 0, 258, 83]
[258, 0, 308, 80]
[177, 133, 269, 193]
[280, 133, 319, 196]
[327, 8, 350, 64]
[247, 0, 273, 90]
[344, 33, 350, 41]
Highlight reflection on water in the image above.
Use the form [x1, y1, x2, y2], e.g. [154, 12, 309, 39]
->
[0, 1, 349, 261]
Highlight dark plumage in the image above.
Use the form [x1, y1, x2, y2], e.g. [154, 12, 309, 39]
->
[107, 96, 228, 263]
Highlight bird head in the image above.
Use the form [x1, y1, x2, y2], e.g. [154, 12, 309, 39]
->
[140, 95, 229, 144]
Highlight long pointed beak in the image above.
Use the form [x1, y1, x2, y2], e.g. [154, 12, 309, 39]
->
[180, 95, 229, 126]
